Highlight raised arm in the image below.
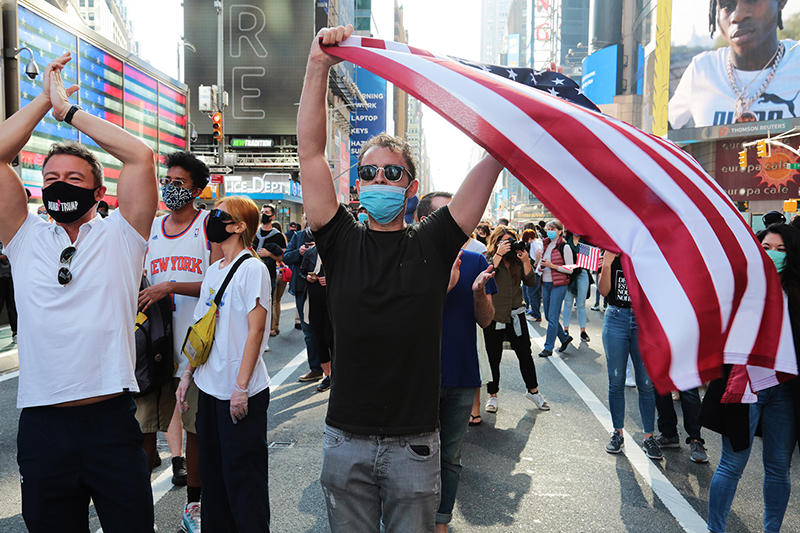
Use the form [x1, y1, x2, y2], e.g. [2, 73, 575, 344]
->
[50, 59, 157, 239]
[0, 54, 77, 244]
[297, 25, 353, 231]
[447, 153, 504, 236]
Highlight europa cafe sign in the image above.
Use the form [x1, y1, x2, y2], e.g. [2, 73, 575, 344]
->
[716, 137, 800, 201]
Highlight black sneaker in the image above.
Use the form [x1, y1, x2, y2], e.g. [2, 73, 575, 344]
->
[153, 454, 162, 468]
[317, 376, 331, 392]
[655, 434, 680, 448]
[606, 430, 624, 454]
[558, 335, 573, 353]
[172, 456, 188, 486]
[642, 436, 663, 460]
[580, 331, 590, 342]
[538, 349, 553, 357]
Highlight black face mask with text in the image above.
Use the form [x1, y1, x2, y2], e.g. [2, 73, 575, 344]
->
[42, 181, 99, 224]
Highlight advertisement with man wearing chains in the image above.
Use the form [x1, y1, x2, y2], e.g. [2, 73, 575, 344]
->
[669, 0, 797, 129]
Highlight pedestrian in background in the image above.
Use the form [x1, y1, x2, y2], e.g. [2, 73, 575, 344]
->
[700, 222, 800, 533]
[537, 220, 573, 357]
[0, 240, 17, 345]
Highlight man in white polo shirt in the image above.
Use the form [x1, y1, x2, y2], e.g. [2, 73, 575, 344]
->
[0, 53, 158, 531]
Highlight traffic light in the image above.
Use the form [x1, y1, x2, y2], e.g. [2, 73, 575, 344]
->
[756, 139, 768, 158]
[211, 112, 223, 143]
[738, 150, 747, 169]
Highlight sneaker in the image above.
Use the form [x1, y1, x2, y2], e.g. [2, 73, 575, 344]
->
[153, 454, 162, 468]
[11, 334, 17, 344]
[654, 434, 680, 449]
[606, 430, 624, 454]
[525, 391, 550, 410]
[558, 335, 573, 353]
[181, 502, 201, 533]
[317, 376, 331, 392]
[591, 305, 600, 311]
[294, 323, 302, 330]
[485, 396, 498, 413]
[172, 456, 188, 486]
[690, 439, 708, 463]
[538, 349, 553, 357]
[625, 376, 636, 387]
[580, 331, 590, 342]
[298, 370, 323, 382]
[642, 436, 663, 460]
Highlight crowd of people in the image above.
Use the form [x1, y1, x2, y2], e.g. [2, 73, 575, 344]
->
[1, 9, 800, 533]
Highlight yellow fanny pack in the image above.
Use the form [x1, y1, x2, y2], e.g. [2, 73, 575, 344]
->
[182, 254, 252, 367]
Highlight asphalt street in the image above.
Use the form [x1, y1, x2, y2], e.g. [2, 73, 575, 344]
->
[0, 292, 798, 532]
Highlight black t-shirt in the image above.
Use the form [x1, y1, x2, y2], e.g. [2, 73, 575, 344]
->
[252, 228, 286, 285]
[315, 204, 467, 435]
[606, 256, 632, 308]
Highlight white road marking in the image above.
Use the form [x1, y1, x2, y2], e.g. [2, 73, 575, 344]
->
[269, 349, 308, 393]
[528, 324, 709, 533]
[0, 368, 19, 383]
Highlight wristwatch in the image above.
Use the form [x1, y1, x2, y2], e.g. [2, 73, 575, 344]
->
[64, 105, 81, 125]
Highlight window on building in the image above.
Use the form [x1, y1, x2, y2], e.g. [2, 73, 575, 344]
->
[88, 13, 94, 20]
[80, 0, 85, 5]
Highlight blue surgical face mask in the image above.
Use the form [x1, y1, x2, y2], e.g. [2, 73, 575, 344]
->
[38, 213, 49, 221]
[547, 230, 558, 240]
[766, 249, 787, 273]
[357, 212, 369, 224]
[358, 184, 410, 225]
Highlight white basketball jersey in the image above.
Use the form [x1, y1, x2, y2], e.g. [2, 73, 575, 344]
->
[145, 210, 211, 376]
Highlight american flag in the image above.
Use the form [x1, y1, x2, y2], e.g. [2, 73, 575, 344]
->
[323, 36, 797, 394]
[576, 243, 601, 271]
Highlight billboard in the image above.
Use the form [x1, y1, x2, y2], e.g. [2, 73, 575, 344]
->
[667, 2, 799, 132]
[16, 2, 187, 200]
[183, 0, 317, 136]
[581, 44, 618, 105]
[715, 136, 800, 202]
[349, 66, 387, 186]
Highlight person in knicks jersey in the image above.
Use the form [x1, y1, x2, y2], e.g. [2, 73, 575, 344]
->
[137, 151, 222, 531]
[669, 0, 798, 128]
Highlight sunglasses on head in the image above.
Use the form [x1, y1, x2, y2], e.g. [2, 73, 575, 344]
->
[58, 246, 76, 286]
[357, 164, 412, 182]
[209, 209, 233, 223]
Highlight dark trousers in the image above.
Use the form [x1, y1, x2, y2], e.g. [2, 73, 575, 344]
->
[484, 320, 538, 395]
[296, 293, 321, 372]
[0, 276, 17, 333]
[655, 387, 703, 442]
[18, 394, 154, 533]
[197, 388, 270, 532]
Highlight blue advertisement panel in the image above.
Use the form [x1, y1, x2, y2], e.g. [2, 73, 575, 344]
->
[508, 34, 520, 67]
[581, 45, 618, 106]
[349, 66, 387, 186]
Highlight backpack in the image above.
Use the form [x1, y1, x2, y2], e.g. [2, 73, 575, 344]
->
[134, 276, 176, 398]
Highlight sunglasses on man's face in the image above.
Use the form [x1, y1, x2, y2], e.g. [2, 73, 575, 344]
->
[58, 246, 76, 286]
[209, 209, 233, 223]
[357, 164, 412, 182]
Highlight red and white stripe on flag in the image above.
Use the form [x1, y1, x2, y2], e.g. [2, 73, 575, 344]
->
[322, 36, 797, 394]
[576, 243, 601, 271]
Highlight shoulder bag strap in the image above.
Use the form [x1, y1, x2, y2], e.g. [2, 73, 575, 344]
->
[213, 254, 252, 307]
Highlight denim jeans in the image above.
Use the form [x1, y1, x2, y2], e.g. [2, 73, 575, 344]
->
[655, 387, 702, 442]
[602, 306, 655, 433]
[707, 382, 796, 533]
[541, 281, 569, 352]
[562, 269, 589, 330]
[437, 387, 476, 525]
[523, 277, 541, 319]
[296, 292, 321, 373]
[320, 424, 441, 532]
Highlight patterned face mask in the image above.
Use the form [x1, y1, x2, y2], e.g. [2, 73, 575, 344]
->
[161, 183, 195, 211]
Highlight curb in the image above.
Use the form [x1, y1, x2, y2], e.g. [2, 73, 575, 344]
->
[0, 348, 19, 374]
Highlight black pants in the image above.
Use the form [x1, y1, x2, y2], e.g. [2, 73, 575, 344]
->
[197, 388, 270, 532]
[484, 320, 538, 395]
[655, 387, 703, 442]
[18, 394, 154, 533]
[0, 276, 17, 333]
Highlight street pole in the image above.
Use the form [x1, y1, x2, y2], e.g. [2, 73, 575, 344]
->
[215, 0, 225, 166]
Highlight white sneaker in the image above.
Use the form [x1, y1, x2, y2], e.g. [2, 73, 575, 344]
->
[625, 377, 636, 387]
[485, 396, 498, 413]
[525, 391, 550, 410]
[181, 502, 201, 533]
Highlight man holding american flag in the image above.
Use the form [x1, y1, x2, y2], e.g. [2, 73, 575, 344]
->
[297, 25, 503, 532]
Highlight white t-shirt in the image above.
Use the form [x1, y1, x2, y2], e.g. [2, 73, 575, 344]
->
[193, 250, 272, 400]
[669, 39, 800, 129]
[144, 210, 211, 376]
[463, 238, 488, 255]
[6, 210, 147, 408]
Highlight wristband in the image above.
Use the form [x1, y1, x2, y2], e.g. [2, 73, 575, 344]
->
[63, 105, 81, 124]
